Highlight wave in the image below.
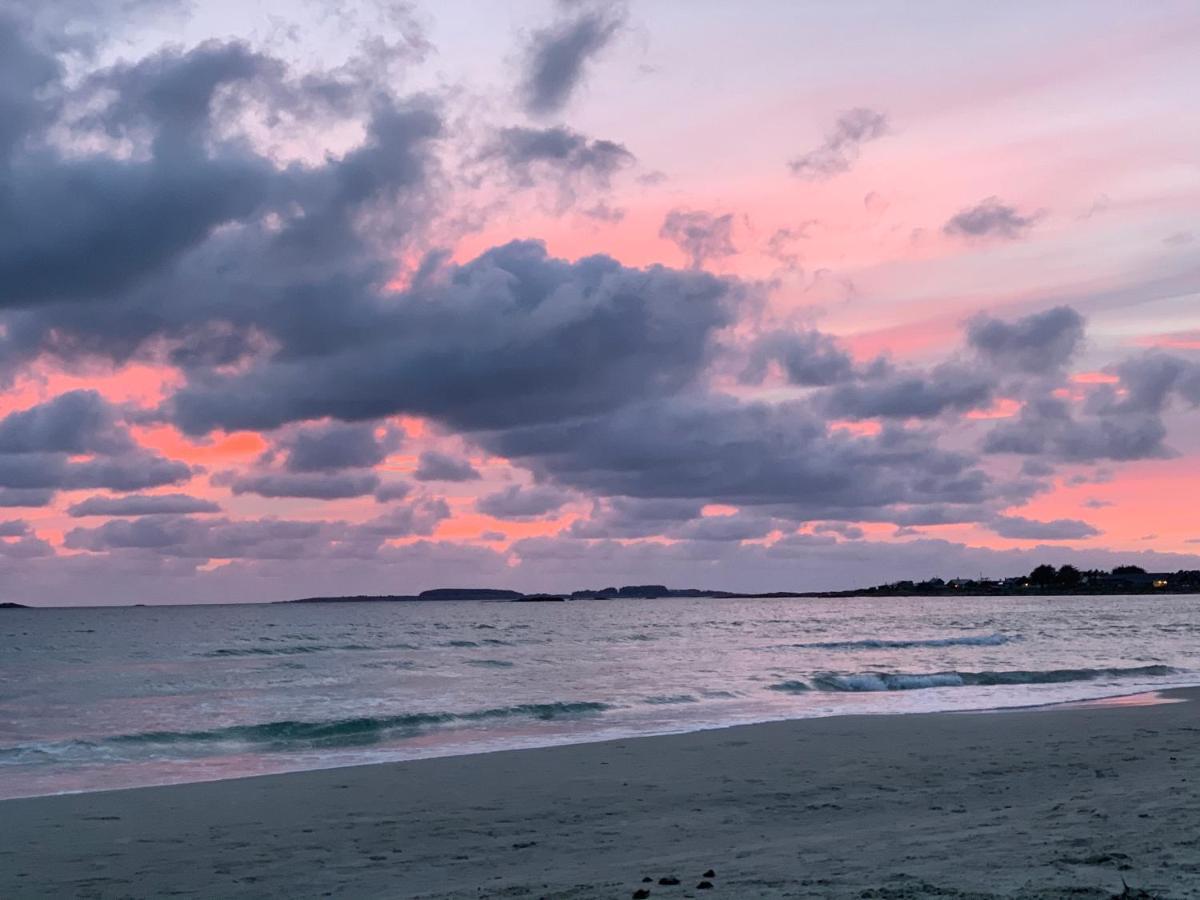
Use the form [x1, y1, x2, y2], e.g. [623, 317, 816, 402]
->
[641, 694, 699, 705]
[200, 643, 373, 657]
[798, 665, 1182, 693]
[0, 701, 614, 764]
[768, 681, 811, 694]
[790, 632, 1018, 651]
[200, 642, 417, 657]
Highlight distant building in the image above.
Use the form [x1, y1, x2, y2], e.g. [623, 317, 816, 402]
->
[1088, 572, 1172, 589]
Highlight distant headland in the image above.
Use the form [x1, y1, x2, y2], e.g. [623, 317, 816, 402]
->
[281, 585, 813, 604]
[280, 565, 1200, 604]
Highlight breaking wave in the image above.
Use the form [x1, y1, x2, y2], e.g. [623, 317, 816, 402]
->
[790, 633, 1018, 651]
[773, 665, 1182, 693]
[0, 701, 614, 764]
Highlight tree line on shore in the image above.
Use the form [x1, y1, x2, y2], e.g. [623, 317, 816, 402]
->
[862, 565, 1200, 597]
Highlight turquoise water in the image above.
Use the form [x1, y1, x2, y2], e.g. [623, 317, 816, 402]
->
[2, 594, 1198, 799]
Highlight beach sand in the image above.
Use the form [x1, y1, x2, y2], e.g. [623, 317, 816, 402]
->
[3, 689, 1198, 899]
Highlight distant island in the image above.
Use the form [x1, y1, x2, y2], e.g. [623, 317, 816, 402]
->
[281, 585, 813, 604]
[281, 566, 1200, 605]
[0, 602, 28, 609]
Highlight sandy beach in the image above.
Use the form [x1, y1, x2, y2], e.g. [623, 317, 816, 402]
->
[3, 689, 1198, 900]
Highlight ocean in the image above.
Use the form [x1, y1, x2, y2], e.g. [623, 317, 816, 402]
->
[2, 593, 1197, 800]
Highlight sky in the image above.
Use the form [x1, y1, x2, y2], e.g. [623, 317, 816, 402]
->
[1, 0, 1199, 605]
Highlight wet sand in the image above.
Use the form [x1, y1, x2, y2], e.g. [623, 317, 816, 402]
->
[3, 689, 1198, 899]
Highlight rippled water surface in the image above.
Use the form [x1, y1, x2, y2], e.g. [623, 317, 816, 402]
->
[2, 594, 1198, 798]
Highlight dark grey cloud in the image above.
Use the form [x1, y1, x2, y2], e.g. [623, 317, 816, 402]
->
[659, 209, 736, 269]
[788, 108, 888, 180]
[413, 450, 480, 482]
[740, 330, 856, 387]
[90, 38, 277, 143]
[480, 125, 638, 214]
[373, 481, 413, 503]
[0, 532, 53, 559]
[944, 196, 1041, 240]
[987, 514, 1100, 541]
[0, 452, 192, 493]
[483, 125, 634, 210]
[0, 391, 134, 454]
[0, 36, 444, 380]
[64, 515, 331, 559]
[223, 470, 381, 500]
[486, 126, 634, 187]
[0, 488, 54, 508]
[670, 513, 778, 543]
[358, 497, 450, 537]
[1094, 353, 1200, 416]
[983, 395, 1170, 462]
[487, 394, 995, 522]
[477, 484, 571, 519]
[276, 421, 395, 472]
[518, 3, 624, 116]
[67, 493, 222, 517]
[63, 492, 452, 565]
[69, 456, 195, 491]
[0, 12, 62, 161]
[1020, 459, 1056, 478]
[568, 497, 706, 539]
[966, 310, 1199, 465]
[0, 46, 276, 309]
[967, 306, 1084, 375]
[0, 394, 191, 498]
[822, 362, 993, 420]
[167, 241, 734, 435]
[0, 519, 30, 537]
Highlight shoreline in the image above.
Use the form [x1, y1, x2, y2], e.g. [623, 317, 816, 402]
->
[8, 681, 1200, 802]
[7, 680, 1198, 804]
[5, 687, 1199, 898]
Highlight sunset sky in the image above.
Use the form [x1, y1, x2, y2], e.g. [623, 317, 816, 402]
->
[2, 0, 1199, 604]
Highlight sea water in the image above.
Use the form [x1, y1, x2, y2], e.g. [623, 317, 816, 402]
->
[2, 593, 1198, 799]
